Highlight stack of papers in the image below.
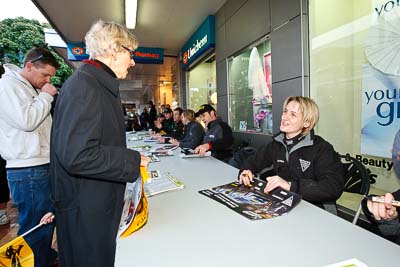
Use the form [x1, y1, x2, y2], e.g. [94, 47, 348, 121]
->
[144, 172, 184, 197]
[129, 145, 152, 151]
[148, 154, 160, 163]
[179, 148, 211, 158]
[150, 144, 178, 156]
[324, 258, 368, 267]
[127, 136, 143, 141]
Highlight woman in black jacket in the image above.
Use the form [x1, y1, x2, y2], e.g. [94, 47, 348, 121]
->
[170, 109, 204, 149]
[239, 96, 344, 210]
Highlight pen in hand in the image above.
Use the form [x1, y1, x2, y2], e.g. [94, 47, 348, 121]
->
[367, 195, 400, 207]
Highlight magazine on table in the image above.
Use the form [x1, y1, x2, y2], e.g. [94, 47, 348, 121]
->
[144, 172, 184, 197]
[129, 144, 152, 152]
[147, 170, 161, 181]
[127, 136, 143, 141]
[324, 258, 368, 267]
[143, 136, 158, 142]
[148, 154, 160, 163]
[199, 178, 301, 220]
[179, 148, 211, 158]
[150, 144, 178, 155]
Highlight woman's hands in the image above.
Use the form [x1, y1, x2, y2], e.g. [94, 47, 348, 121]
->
[264, 175, 291, 193]
[239, 170, 253, 186]
[239, 172, 291, 193]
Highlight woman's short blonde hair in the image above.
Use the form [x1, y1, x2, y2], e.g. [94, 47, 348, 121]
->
[85, 20, 138, 59]
[182, 109, 195, 122]
[283, 96, 319, 135]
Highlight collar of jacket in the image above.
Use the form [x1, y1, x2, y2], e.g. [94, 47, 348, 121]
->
[206, 118, 221, 130]
[3, 64, 37, 92]
[274, 130, 315, 156]
[80, 62, 120, 97]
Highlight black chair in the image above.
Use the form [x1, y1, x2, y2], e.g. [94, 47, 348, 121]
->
[339, 153, 371, 224]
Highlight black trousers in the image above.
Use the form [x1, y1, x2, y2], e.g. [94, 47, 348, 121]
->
[0, 156, 9, 203]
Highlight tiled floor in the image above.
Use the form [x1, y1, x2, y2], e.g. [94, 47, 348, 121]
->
[0, 201, 19, 247]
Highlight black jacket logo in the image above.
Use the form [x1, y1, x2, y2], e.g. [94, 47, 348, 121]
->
[299, 159, 311, 172]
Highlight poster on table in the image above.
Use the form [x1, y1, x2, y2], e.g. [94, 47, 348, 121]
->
[199, 179, 301, 220]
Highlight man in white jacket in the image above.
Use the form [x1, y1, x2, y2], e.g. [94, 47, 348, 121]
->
[0, 47, 59, 267]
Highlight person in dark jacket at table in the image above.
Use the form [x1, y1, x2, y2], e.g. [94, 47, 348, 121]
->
[139, 107, 149, 130]
[365, 129, 400, 245]
[169, 107, 184, 139]
[50, 20, 148, 267]
[239, 96, 344, 212]
[170, 109, 204, 149]
[194, 104, 234, 162]
[154, 107, 174, 134]
[148, 101, 157, 130]
[157, 107, 184, 143]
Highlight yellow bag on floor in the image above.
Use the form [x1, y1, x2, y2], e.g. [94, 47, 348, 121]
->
[117, 167, 149, 238]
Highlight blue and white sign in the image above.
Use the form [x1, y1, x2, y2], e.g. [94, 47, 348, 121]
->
[180, 15, 215, 69]
[361, 63, 400, 158]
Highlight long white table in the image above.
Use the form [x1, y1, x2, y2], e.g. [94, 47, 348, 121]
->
[115, 134, 400, 267]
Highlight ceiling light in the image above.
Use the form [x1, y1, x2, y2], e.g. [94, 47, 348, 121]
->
[125, 0, 137, 29]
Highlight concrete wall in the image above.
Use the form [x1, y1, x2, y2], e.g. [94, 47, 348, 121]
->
[215, 0, 309, 148]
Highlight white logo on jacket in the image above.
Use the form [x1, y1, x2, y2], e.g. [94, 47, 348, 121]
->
[299, 159, 311, 172]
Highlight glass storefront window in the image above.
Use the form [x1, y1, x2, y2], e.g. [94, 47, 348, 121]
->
[309, 0, 400, 211]
[187, 55, 217, 112]
[227, 36, 272, 134]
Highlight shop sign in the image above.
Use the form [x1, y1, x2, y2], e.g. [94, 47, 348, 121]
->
[67, 43, 89, 61]
[361, 64, 400, 158]
[361, 1, 400, 158]
[67, 43, 163, 64]
[133, 47, 164, 64]
[181, 15, 215, 68]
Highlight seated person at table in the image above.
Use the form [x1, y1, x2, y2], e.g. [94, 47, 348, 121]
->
[239, 96, 344, 211]
[154, 108, 174, 134]
[170, 107, 184, 139]
[365, 129, 400, 245]
[157, 107, 184, 143]
[170, 109, 204, 149]
[194, 104, 233, 162]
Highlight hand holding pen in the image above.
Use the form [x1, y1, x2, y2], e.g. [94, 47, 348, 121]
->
[366, 193, 399, 221]
[239, 170, 253, 186]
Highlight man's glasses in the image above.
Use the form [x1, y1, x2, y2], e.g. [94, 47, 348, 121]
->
[121, 45, 134, 58]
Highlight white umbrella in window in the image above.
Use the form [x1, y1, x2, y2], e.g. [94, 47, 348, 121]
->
[365, 13, 400, 76]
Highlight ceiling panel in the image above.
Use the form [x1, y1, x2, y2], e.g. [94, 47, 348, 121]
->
[33, 0, 226, 55]
[33, 0, 226, 99]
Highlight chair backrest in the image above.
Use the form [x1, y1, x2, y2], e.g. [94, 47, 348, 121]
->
[339, 153, 370, 196]
[228, 142, 257, 169]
